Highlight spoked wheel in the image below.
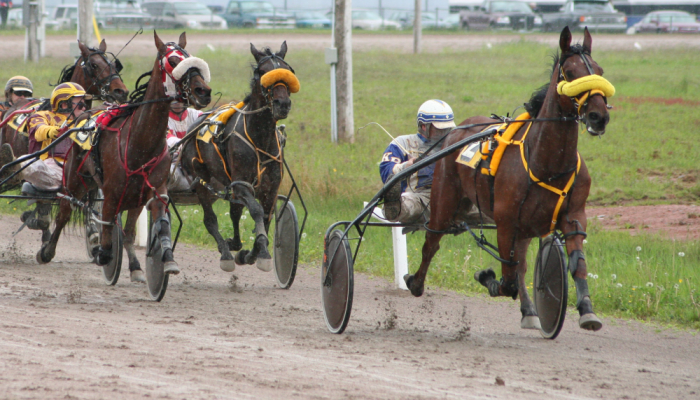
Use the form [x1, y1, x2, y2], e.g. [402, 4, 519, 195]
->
[533, 235, 568, 339]
[85, 191, 123, 286]
[321, 229, 354, 334]
[273, 195, 299, 289]
[145, 211, 169, 302]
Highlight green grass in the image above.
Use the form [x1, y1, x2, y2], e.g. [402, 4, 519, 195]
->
[1, 37, 699, 329]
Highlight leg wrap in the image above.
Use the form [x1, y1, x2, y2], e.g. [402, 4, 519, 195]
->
[151, 214, 173, 253]
[572, 276, 590, 309]
[568, 250, 585, 276]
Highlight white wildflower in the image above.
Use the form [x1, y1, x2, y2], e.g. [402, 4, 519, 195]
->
[616, 283, 623, 288]
[636, 246, 642, 252]
[193, 210, 199, 214]
[674, 284, 680, 290]
[301, 233, 307, 239]
[611, 274, 617, 280]
[646, 282, 654, 288]
[249, 236, 254, 241]
[241, 215, 247, 220]
[592, 274, 598, 279]
[583, 239, 588, 244]
[678, 252, 685, 257]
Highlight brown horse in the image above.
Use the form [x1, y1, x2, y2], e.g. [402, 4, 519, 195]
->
[405, 27, 609, 332]
[0, 39, 128, 159]
[37, 32, 212, 283]
[179, 42, 296, 272]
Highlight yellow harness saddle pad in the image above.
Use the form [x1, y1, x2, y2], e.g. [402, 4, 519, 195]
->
[455, 112, 531, 176]
[69, 110, 106, 150]
[8, 101, 44, 135]
[197, 101, 245, 143]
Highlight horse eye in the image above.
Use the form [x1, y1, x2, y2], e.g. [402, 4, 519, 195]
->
[566, 70, 574, 80]
[169, 59, 178, 68]
[91, 63, 98, 69]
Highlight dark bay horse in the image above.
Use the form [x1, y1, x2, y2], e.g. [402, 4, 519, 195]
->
[37, 32, 212, 283]
[0, 39, 128, 160]
[179, 42, 296, 272]
[405, 27, 611, 332]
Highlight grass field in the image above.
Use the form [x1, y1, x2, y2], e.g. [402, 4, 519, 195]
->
[1, 33, 699, 329]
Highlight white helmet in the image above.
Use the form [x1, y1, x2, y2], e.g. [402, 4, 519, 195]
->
[417, 99, 455, 130]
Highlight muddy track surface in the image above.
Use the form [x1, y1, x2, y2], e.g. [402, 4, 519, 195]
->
[1, 32, 699, 59]
[0, 214, 699, 399]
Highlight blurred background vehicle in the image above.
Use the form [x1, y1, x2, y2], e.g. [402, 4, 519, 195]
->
[142, 0, 227, 29]
[387, 10, 447, 29]
[459, 0, 542, 30]
[442, 12, 462, 29]
[629, 9, 700, 33]
[219, 0, 294, 28]
[541, 0, 627, 32]
[326, 9, 401, 30]
[289, 10, 330, 28]
[6, 7, 22, 28]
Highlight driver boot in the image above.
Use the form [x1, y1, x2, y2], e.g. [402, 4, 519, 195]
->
[0, 143, 21, 186]
[383, 182, 402, 221]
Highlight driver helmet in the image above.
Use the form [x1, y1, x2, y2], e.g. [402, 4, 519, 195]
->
[417, 99, 456, 130]
[5, 76, 34, 98]
[50, 82, 86, 113]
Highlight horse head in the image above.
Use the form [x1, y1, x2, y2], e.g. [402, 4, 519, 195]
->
[155, 32, 212, 110]
[77, 39, 129, 104]
[250, 41, 299, 121]
[558, 27, 613, 136]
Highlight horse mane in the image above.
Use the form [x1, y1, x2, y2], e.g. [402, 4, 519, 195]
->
[523, 44, 587, 117]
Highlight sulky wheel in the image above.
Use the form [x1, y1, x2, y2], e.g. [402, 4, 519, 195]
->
[321, 229, 354, 334]
[533, 235, 568, 339]
[145, 211, 169, 302]
[100, 218, 123, 286]
[273, 195, 299, 289]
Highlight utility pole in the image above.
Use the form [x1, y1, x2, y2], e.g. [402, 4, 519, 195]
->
[78, 0, 94, 47]
[333, 0, 354, 143]
[414, 0, 422, 54]
[23, 0, 43, 62]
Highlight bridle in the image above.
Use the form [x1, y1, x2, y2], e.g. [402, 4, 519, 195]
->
[557, 51, 613, 117]
[80, 48, 124, 103]
[158, 43, 206, 107]
[253, 53, 295, 111]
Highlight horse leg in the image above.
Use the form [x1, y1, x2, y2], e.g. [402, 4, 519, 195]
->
[226, 202, 243, 252]
[474, 226, 520, 300]
[148, 185, 179, 275]
[231, 184, 272, 272]
[405, 231, 445, 297]
[514, 238, 540, 329]
[562, 215, 602, 331]
[96, 194, 117, 266]
[36, 196, 74, 264]
[196, 186, 236, 272]
[123, 208, 146, 283]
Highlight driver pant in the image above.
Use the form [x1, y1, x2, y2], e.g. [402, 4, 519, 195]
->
[20, 158, 63, 191]
[168, 163, 192, 192]
[393, 191, 430, 224]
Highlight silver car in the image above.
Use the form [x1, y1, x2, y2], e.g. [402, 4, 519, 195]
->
[142, 0, 227, 29]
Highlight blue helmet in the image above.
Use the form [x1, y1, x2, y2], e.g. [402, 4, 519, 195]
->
[417, 99, 455, 129]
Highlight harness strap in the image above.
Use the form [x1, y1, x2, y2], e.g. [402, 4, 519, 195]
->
[516, 123, 581, 235]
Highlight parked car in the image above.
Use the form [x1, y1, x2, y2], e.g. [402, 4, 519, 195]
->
[48, 4, 78, 30]
[220, 0, 294, 29]
[142, 0, 227, 29]
[326, 9, 401, 30]
[459, 1, 542, 31]
[6, 7, 22, 28]
[443, 12, 462, 29]
[99, 10, 154, 30]
[387, 11, 446, 29]
[290, 10, 330, 29]
[630, 10, 700, 34]
[541, 0, 626, 33]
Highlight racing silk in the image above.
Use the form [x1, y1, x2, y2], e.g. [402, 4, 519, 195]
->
[166, 108, 203, 147]
[379, 132, 436, 193]
[27, 111, 70, 162]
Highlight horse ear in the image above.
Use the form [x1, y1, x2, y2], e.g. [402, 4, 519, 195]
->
[250, 43, 264, 62]
[559, 26, 572, 53]
[277, 41, 288, 59]
[583, 27, 592, 53]
[178, 32, 187, 49]
[154, 31, 167, 54]
[99, 39, 107, 53]
[78, 40, 90, 59]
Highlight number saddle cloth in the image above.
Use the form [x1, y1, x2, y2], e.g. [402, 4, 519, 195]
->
[7, 99, 45, 135]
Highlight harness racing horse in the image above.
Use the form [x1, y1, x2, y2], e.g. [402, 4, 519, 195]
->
[179, 42, 297, 272]
[0, 39, 128, 160]
[405, 27, 611, 332]
[37, 32, 212, 284]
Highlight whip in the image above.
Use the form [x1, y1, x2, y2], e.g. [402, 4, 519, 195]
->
[357, 122, 410, 156]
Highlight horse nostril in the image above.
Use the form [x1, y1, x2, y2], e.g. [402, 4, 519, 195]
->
[588, 112, 601, 122]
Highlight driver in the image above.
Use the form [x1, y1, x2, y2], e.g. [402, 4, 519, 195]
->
[379, 99, 455, 223]
[0, 83, 87, 229]
[1, 76, 34, 120]
[166, 100, 202, 191]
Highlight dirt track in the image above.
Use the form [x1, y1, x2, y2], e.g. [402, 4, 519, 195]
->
[1, 31, 699, 59]
[1, 213, 699, 399]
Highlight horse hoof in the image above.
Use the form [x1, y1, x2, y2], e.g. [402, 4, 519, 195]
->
[403, 274, 424, 297]
[220, 259, 236, 272]
[579, 313, 603, 331]
[521, 315, 542, 330]
[226, 238, 242, 252]
[35, 248, 51, 265]
[164, 261, 180, 275]
[130, 269, 146, 283]
[256, 257, 273, 272]
[474, 268, 496, 286]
